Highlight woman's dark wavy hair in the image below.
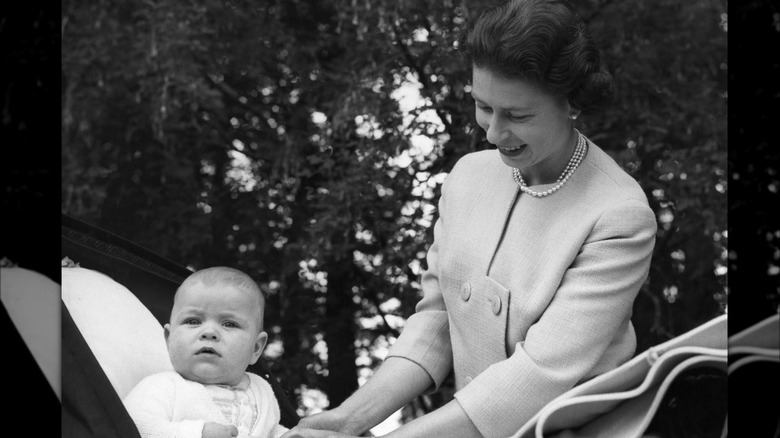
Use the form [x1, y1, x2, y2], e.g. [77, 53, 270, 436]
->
[463, 0, 614, 112]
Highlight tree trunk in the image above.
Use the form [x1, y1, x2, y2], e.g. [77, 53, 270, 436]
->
[322, 260, 359, 408]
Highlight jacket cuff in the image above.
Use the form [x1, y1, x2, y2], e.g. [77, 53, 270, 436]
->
[386, 311, 452, 390]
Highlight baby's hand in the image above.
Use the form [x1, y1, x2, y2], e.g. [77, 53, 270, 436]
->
[202, 422, 239, 438]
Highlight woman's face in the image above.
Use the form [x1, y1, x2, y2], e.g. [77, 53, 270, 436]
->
[471, 66, 579, 185]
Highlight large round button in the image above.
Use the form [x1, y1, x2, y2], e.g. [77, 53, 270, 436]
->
[489, 294, 502, 315]
[464, 376, 473, 385]
[460, 282, 471, 301]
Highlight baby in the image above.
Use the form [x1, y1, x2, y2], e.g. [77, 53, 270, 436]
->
[124, 266, 288, 438]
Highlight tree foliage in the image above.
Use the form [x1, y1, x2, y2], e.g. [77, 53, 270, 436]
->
[61, 0, 729, 422]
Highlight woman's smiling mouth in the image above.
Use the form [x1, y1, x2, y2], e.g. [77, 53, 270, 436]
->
[498, 144, 527, 157]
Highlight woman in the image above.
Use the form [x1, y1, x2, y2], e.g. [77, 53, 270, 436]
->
[284, 0, 657, 437]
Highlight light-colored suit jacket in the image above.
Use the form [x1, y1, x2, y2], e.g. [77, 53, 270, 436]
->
[387, 141, 657, 438]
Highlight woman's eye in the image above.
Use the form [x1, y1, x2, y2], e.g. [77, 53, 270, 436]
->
[476, 104, 492, 113]
[508, 114, 529, 122]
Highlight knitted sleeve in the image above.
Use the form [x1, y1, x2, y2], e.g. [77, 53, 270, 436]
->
[123, 372, 205, 438]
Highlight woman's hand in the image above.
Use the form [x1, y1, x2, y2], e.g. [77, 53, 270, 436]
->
[202, 421, 239, 438]
[292, 409, 350, 434]
[280, 426, 366, 438]
[280, 409, 365, 438]
[280, 358, 434, 438]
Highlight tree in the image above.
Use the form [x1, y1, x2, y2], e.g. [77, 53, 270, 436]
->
[62, 0, 728, 424]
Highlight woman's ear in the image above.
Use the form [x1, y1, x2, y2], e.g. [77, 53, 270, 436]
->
[249, 331, 268, 365]
[562, 98, 581, 120]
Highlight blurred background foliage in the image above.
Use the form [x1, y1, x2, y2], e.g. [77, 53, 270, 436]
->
[59, 0, 740, 424]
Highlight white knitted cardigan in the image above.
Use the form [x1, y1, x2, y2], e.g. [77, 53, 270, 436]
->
[123, 371, 288, 438]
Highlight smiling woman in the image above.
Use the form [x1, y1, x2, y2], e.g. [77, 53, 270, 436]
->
[471, 67, 583, 189]
[282, 1, 658, 437]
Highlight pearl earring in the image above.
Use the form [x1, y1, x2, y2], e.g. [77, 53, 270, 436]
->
[569, 114, 579, 120]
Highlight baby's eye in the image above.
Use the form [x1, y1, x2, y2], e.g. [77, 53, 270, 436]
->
[223, 321, 239, 329]
[184, 318, 200, 325]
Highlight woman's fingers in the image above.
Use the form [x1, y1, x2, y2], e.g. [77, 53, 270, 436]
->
[281, 426, 358, 438]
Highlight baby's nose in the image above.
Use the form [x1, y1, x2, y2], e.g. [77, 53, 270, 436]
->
[199, 325, 219, 340]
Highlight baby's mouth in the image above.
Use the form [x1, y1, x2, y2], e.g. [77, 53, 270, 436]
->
[196, 347, 220, 356]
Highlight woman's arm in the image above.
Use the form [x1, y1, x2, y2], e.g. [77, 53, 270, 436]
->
[287, 357, 433, 436]
[283, 357, 481, 438]
[284, 169, 471, 438]
[381, 399, 481, 438]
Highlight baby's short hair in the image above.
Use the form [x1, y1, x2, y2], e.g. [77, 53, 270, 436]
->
[176, 266, 265, 327]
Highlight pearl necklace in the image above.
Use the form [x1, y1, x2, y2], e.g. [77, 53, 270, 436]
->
[512, 131, 587, 198]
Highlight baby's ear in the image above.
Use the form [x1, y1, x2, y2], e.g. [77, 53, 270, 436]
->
[163, 323, 171, 345]
[249, 331, 268, 365]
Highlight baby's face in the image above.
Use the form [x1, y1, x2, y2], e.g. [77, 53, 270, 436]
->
[165, 281, 267, 386]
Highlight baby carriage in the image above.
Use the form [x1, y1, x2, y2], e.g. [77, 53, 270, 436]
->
[59, 214, 300, 438]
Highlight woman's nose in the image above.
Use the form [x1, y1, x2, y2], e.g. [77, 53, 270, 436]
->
[485, 117, 509, 145]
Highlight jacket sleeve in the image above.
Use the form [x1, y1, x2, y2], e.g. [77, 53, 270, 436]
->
[123, 373, 205, 438]
[453, 198, 657, 438]
[385, 169, 456, 390]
